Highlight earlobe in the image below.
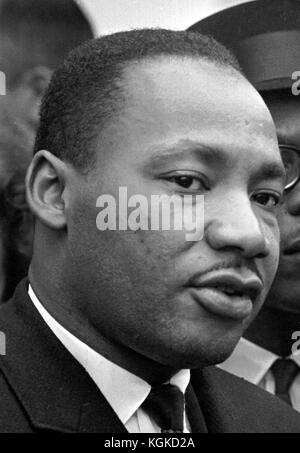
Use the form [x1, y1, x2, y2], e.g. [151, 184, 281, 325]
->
[26, 150, 68, 230]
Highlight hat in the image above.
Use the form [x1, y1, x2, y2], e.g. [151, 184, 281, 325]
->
[188, 0, 300, 91]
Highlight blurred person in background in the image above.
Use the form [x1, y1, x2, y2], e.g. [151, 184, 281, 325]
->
[190, 0, 300, 411]
[0, 0, 94, 133]
[0, 0, 93, 300]
[0, 118, 33, 301]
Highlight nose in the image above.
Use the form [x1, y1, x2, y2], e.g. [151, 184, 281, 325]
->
[284, 182, 300, 216]
[206, 194, 271, 259]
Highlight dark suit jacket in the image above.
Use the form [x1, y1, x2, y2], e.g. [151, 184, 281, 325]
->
[0, 279, 300, 433]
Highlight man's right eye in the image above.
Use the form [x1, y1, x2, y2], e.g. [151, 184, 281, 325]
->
[169, 175, 203, 190]
[162, 171, 209, 193]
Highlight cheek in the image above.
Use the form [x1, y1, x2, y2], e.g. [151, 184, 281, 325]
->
[121, 230, 186, 282]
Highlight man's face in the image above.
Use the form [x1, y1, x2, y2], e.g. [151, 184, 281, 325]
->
[263, 93, 300, 314]
[67, 58, 284, 368]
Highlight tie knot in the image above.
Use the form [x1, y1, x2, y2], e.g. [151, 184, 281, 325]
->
[271, 358, 300, 403]
[142, 384, 185, 433]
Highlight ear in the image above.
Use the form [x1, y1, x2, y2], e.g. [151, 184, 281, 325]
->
[26, 150, 68, 230]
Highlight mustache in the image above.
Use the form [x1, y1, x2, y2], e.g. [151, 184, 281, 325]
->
[187, 257, 263, 286]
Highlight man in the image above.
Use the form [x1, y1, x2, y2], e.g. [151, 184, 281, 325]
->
[0, 29, 299, 433]
[190, 0, 300, 411]
[0, 0, 93, 133]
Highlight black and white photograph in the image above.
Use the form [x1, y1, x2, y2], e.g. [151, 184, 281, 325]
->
[0, 0, 300, 437]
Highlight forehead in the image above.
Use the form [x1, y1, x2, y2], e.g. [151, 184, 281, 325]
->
[96, 57, 281, 173]
[121, 58, 275, 142]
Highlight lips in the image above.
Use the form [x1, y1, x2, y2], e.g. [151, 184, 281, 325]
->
[189, 270, 263, 321]
[284, 239, 300, 255]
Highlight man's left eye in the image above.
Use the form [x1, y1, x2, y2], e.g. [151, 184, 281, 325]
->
[251, 191, 282, 209]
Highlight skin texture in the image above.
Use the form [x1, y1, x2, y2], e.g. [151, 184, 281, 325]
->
[27, 57, 285, 384]
[245, 92, 300, 356]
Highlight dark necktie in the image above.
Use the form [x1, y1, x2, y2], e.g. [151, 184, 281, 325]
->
[271, 358, 300, 406]
[142, 384, 185, 433]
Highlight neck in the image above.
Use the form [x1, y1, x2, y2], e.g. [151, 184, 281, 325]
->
[29, 267, 178, 386]
[244, 306, 300, 357]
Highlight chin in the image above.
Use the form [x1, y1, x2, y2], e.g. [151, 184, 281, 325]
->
[194, 339, 241, 368]
[153, 332, 242, 370]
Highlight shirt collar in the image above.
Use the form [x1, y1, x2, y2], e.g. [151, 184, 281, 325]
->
[220, 337, 300, 385]
[28, 284, 190, 425]
[219, 338, 278, 384]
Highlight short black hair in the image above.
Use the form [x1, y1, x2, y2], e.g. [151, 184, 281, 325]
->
[34, 28, 242, 172]
[0, 0, 93, 87]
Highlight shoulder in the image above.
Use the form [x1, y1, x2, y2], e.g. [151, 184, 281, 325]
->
[0, 284, 35, 432]
[191, 366, 300, 433]
[0, 367, 34, 432]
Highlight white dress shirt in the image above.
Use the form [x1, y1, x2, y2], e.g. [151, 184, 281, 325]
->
[219, 337, 300, 412]
[28, 285, 191, 433]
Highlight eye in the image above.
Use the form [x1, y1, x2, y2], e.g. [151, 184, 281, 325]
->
[251, 191, 282, 209]
[163, 172, 209, 192]
[170, 176, 202, 189]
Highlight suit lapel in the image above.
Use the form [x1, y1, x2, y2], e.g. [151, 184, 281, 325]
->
[185, 384, 208, 433]
[190, 367, 246, 433]
[0, 279, 127, 433]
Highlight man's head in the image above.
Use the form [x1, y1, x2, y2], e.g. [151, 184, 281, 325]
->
[0, 0, 93, 130]
[261, 89, 300, 314]
[27, 29, 285, 372]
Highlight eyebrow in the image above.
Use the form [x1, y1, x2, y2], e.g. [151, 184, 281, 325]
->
[144, 139, 286, 183]
[145, 140, 229, 169]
